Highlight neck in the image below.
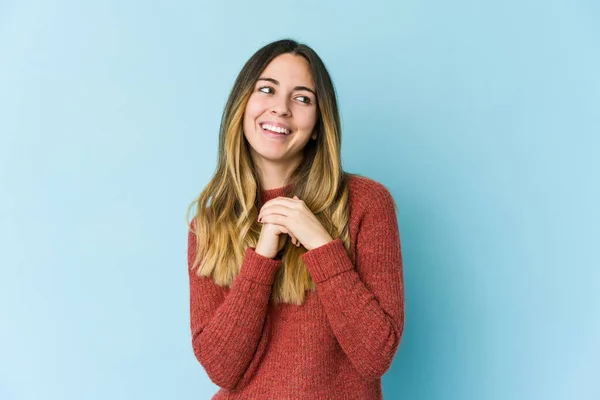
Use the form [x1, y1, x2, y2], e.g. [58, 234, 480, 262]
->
[252, 154, 302, 190]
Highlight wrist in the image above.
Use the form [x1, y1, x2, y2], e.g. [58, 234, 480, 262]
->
[254, 247, 274, 259]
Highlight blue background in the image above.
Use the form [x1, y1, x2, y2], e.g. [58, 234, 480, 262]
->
[1, 1, 598, 399]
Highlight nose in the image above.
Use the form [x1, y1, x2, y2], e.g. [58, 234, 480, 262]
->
[269, 96, 291, 117]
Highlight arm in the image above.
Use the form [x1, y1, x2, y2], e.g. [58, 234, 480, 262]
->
[188, 228, 280, 390]
[300, 185, 404, 380]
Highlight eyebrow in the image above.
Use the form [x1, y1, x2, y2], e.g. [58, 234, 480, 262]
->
[257, 77, 316, 97]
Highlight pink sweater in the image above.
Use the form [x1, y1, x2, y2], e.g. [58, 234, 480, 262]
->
[188, 175, 404, 399]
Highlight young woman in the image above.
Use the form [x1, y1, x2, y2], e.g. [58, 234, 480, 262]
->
[186, 39, 404, 399]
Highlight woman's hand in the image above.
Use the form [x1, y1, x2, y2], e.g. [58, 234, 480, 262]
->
[254, 220, 299, 259]
[258, 196, 334, 251]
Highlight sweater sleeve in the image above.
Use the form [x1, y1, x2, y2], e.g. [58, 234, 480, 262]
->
[188, 228, 281, 390]
[300, 185, 404, 380]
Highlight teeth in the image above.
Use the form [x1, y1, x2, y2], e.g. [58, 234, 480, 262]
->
[261, 123, 291, 135]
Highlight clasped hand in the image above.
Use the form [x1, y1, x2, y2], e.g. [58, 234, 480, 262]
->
[258, 195, 333, 251]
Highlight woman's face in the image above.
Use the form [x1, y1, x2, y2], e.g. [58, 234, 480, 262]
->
[243, 53, 318, 166]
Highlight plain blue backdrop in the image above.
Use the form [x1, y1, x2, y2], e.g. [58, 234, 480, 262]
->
[1, 1, 598, 399]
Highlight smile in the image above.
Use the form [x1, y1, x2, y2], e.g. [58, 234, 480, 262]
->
[260, 122, 292, 135]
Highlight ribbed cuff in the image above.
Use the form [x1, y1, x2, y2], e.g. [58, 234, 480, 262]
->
[301, 238, 354, 283]
[238, 247, 282, 285]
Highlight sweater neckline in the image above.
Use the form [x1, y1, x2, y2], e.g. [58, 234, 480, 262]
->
[261, 183, 295, 203]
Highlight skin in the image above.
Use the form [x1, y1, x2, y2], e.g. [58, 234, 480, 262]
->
[242, 53, 333, 256]
[258, 195, 334, 252]
[243, 53, 318, 190]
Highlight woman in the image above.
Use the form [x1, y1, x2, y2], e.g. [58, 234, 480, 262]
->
[186, 39, 404, 399]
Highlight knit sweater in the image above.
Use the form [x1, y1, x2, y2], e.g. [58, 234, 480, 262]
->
[188, 175, 404, 400]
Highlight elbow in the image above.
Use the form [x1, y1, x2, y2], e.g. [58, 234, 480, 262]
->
[205, 369, 240, 391]
[355, 322, 404, 381]
[354, 352, 395, 381]
[357, 363, 392, 381]
[192, 339, 242, 390]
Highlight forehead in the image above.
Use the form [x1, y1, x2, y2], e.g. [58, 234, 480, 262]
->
[260, 53, 314, 87]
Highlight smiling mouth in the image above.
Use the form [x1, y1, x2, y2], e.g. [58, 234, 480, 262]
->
[259, 122, 292, 135]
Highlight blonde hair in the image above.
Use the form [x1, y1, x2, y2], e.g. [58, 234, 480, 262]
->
[186, 39, 353, 305]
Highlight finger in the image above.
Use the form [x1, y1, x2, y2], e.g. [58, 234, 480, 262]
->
[263, 196, 300, 205]
[259, 214, 286, 226]
[280, 225, 300, 247]
[258, 204, 293, 220]
[285, 229, 296, 244]
[266, 221, 293, 238]
[261, 197, 302, 213]
[289, 233, 301, 247]
[263, 220, 300, 247]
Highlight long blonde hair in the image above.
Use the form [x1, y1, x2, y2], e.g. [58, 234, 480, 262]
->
[186, 39, 353, 305]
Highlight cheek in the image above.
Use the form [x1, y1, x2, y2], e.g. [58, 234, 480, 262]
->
[243, 98, 261, 134]
[296, 108, 318, 131]
[245, 95, 267, 120]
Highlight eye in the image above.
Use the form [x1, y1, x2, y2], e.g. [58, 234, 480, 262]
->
[258, 86, 273, 94]
[295, 95, 312, 105]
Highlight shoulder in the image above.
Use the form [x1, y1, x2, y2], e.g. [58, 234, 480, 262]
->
[345, 173, 397, 214]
